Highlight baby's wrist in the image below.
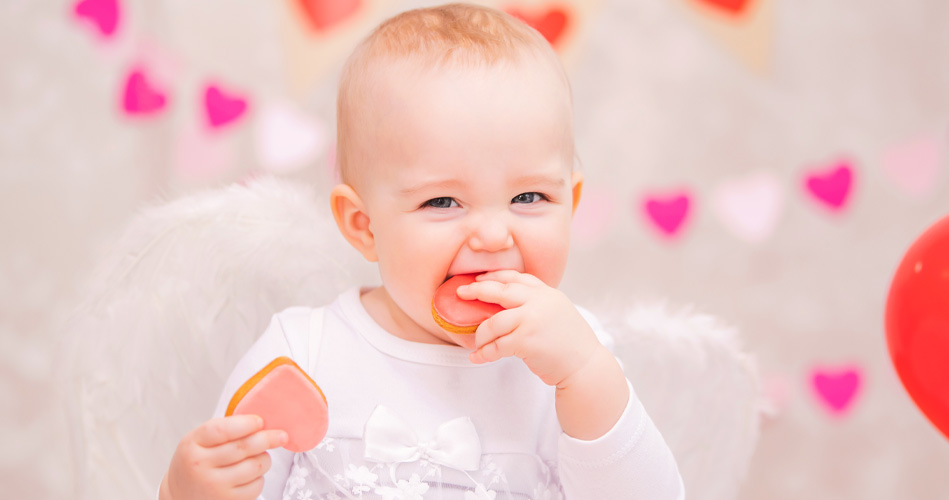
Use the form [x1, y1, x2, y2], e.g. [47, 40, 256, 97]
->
[555, 344, 614, 391]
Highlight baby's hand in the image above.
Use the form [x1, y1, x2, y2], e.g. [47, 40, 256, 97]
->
[457, 270, 604, 387]
[160, 415, 288, 500]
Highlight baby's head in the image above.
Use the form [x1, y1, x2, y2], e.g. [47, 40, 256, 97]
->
[336, 3, 574, 187]
[331, 3, 583, 346]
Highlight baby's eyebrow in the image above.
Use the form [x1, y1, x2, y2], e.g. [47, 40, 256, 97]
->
[514, 174, 566, 190]
[399, 179, 465, 197]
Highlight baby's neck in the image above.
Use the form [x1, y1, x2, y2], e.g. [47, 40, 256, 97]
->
[360, 286, 454, 346]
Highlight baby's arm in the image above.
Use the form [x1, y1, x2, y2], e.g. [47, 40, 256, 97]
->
[553, 342, 629, 439]
[162, 311, 311, 500]
[159, 415, 287, 500]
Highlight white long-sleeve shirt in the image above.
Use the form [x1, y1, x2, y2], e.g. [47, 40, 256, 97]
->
[214, 287, 684, 499]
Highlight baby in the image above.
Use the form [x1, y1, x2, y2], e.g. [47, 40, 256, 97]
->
[160, 3, 683, 499]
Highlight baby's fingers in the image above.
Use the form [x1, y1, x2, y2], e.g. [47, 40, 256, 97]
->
[457, 280, 530, 309]
[473, 309, 519, 348]
[470, 334, 517, 364]
[207, 428, 289, 467]
[192, 415, 263, 448]
[218, 451, 273, 489]
[475, 270, 544, 286]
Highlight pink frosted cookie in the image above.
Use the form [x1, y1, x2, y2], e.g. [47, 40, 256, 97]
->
[225, 356, 328, 452]
[432, 273, 505, 334]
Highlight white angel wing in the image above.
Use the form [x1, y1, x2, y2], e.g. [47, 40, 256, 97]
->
[58, 177, 360, 500]
[598, 302, 764, 500]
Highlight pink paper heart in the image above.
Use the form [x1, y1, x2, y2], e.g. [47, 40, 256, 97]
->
[711, 172, 783, 243]
[810, 365, 862, 417]
[254, 102, 326, 173]
[121, 68, 167, 116]
[204, 84, 249, 129]
[642, 191, 691, 238]
[881, 132, 944, 197]
[73, 0, 120, 38]
[571, 186, 617, 246]
[803, 160, 854, 212]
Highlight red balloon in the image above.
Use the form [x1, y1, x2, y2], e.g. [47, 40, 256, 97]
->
[886, 215, 949, 439]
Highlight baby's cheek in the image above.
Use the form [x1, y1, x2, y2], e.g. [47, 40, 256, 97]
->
[525, 248, 569, 286]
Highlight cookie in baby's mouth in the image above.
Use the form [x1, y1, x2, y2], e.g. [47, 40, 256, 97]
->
[432, 273, 505, 335]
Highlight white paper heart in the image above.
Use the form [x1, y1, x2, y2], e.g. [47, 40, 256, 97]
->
[711, 171, 783, 243]
[254, 101, 327, 173]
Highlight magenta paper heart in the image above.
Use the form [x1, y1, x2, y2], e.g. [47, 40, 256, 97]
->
[803, 161, 854, 211]
[74, 0, 120, 38]
[122, 68, 167, 116]
[642, 192, 691, 238]
[810, 366, 862, 416]
[204, 84, 248, 129]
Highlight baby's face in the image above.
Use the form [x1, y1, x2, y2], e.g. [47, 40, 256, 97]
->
[354, 59, 579, 347]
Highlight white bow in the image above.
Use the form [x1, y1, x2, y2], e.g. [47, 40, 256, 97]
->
[363, 405, 482, 471]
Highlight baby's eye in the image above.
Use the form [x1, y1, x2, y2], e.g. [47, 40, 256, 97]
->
[423, 197, 458, 209]
[511, 192, 547, 204]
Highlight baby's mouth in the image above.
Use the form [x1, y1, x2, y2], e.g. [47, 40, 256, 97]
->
[444, 268, 514, 283]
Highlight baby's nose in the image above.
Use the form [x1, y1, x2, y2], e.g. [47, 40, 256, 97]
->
[467, 213, 514, 252]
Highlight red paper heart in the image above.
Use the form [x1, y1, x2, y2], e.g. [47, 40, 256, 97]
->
[121, 68, 167, 116]
[227, 357, 328, 453]
[204, 84, 248, 129]
[296, 0, 361, 32]
[73, 0, 120, 38]
[694, 0, 751, 16]
[505, 5, 570, 48]
[642, 192, 692, 238]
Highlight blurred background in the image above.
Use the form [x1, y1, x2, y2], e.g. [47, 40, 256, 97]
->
[2, 0, 949, 498]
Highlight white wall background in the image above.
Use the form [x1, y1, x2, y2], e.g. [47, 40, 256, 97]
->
[2, 0, 949, 498]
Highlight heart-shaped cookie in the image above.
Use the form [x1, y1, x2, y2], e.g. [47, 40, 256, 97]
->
[432, 274, 504, 334]
[226, 357, 328, 452]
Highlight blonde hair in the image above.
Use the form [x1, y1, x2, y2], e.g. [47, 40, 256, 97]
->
[336, 3, 571, 185]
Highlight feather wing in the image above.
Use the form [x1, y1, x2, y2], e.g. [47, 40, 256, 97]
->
[598, 301, 764, 500]
[58, 178, 361, 500]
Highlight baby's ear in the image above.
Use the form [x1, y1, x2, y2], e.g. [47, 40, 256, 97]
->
[570, 171, 584, 215]
[330, 184, 378, 262]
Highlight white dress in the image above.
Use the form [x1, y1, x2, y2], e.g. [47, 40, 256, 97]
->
[213, 288, 684, 500]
